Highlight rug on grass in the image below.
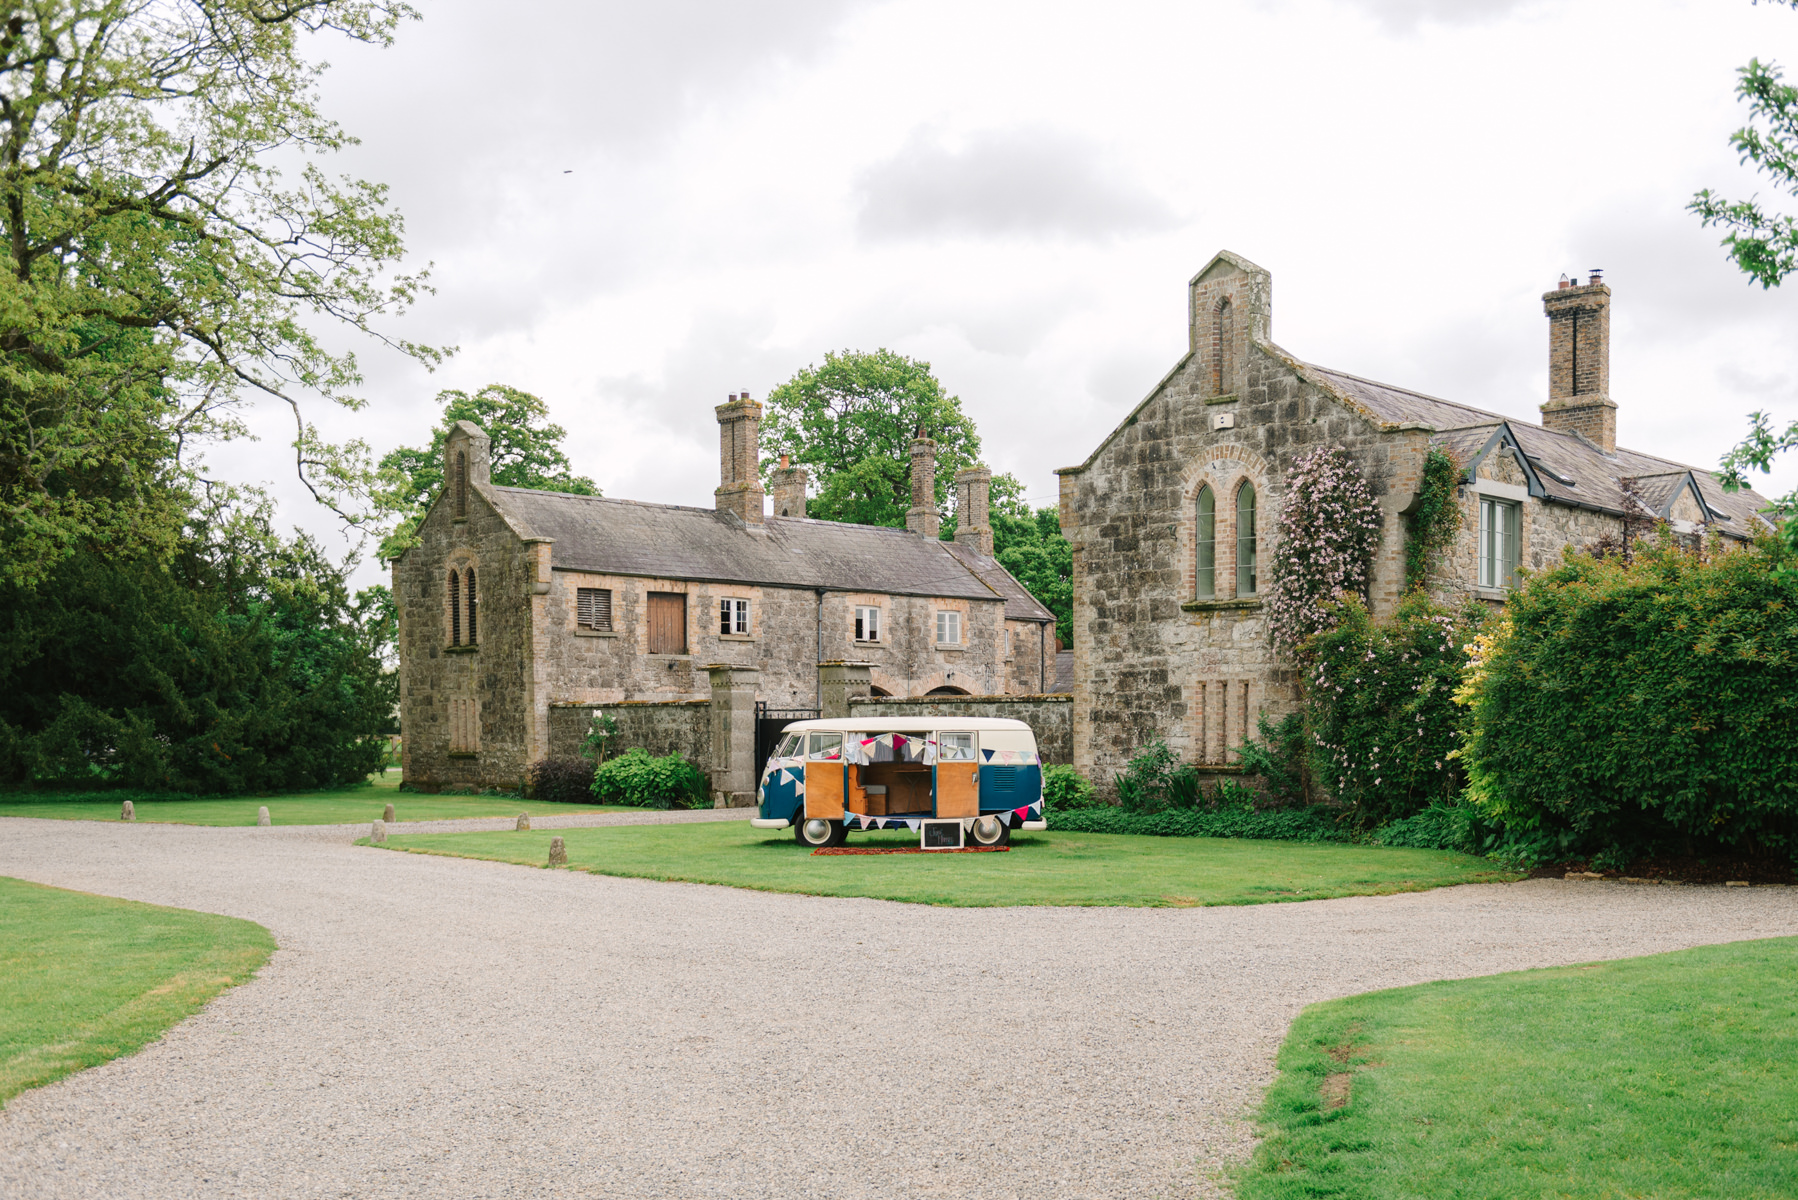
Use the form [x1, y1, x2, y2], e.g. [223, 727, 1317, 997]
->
[812, 845, 1012, 856]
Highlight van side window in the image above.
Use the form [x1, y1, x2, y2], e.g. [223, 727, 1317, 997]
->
[938, 732, 976, 761]
[807, 733, 843, 760]
[776, 733, 803, 758]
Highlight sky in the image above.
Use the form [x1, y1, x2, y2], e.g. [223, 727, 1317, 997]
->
[228, 0, 1798, 587]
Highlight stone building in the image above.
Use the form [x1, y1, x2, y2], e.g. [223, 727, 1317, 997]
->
[394, 395, 1056, 792]
[1056, 250, 1774, 784]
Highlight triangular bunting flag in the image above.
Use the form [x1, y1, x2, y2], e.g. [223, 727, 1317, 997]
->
[905, 818, 920, 831]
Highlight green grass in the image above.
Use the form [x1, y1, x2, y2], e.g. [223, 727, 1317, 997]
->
[0, 774, 639, 826]
[0, 876, 275, 1107]
[1238, 937, 1798, 1199]
[374, 821, 1519, 907]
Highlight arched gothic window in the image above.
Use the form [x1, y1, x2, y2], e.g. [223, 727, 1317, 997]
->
[1212, 298, 1233, 396]
[1194, 485, 1216, 598]
[465, 568, 478, 645]
[447, 569, 462, 645]
[1235, 481, 1257, 597]
[455, 451, 468, 517]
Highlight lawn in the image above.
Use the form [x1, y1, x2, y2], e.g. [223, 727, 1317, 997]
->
[0, 774, 637, 826]
[1238, 937, 1798, 1199]
[373, 821, 1520, 907]
[0, 877, 274, 1107]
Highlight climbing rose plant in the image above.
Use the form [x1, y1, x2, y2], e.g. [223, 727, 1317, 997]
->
[1266, 448, 1383, 652]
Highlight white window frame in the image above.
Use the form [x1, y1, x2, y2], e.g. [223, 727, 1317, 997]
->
[720, 597, 749, 636]
[1479, 496, 1521, 590]
[935, 610, 962, 646]
[854, 605, 881, 642]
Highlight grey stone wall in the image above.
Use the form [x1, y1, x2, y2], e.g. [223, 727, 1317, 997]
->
[546, 700, 713, 773]
[847, 695, 1074, 765]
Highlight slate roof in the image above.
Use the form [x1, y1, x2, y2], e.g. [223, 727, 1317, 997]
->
[486, 488, 1054, 618]
[1302, 365, 1773, 535]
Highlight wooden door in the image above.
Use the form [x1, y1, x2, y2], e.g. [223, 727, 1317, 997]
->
[935, 760, 979, 818]
[646, 592, 686, 654]
[804, 761, 844, 820]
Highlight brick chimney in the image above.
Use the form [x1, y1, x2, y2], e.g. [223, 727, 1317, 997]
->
[906, 427, 939, 538]
[770, 453, 807, 519]
[953, 465, 993, 556]
[1540, 271, 1616, 454]
[714, 391, 764, 524]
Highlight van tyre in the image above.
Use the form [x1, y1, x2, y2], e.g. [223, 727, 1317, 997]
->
[796, 817, 845, 848]
[969, 816, 1010, 847]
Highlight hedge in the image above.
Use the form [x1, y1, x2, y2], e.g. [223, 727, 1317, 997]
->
[1046, 804, 1352, 842]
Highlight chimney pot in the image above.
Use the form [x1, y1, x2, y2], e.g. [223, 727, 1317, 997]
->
[779, 454, 789, 469]
[1589, 269, 1603, 285]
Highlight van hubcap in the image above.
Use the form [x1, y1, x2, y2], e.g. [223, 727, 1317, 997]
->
[972, 816, 1002, 843]
[802, 818, 833, 844]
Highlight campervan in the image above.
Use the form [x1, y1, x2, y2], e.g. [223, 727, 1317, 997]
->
[748, 717, 1048, 848]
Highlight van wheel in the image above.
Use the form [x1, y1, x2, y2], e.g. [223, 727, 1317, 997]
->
[969, 816, 1011, 847]
[796, 817, 844, 848]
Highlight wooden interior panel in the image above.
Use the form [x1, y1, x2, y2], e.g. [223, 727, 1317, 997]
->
[804, 761, 844, 820]
[859, 762, 932, 815]
[935, 761, 980, 819]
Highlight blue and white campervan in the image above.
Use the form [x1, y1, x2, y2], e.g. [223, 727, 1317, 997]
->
[749, 717, 1047, 848]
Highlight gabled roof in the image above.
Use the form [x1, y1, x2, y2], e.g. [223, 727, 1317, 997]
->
[1303, 365, 1772, 536]
[484, 487, 1054, 616]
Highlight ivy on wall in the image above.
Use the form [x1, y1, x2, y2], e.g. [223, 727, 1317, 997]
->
[1267, 448, 1383, 653]
[1404, 448, 1464, 592]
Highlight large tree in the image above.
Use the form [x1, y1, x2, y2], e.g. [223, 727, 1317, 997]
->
[375, 384, 598, 562]
[759, 349, 984, 527]
[1690, 1, 1798, 553]
[0, 0, 435, 589]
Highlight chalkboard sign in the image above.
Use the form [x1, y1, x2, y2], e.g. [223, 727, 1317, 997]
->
[921, 820, 964, 850]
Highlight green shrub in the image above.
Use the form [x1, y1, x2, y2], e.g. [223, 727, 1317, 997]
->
[530, 756, 596, 804]
[1043, 763, 1100, 810]
[1461, 535, 1798, 864]
[1115, 740, 1204, 813]
[1370, 801, 1488, 853]
[1235, 712, 1309, 806]
[590, 748, 709, 810]
[1048, 804, 1350, 842]
[1303, 591, 1487, 827]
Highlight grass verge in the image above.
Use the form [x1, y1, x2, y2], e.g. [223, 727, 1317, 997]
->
[0, 877, 275, 1107]
[374, 821, 1519, 907]
[1238, 937, 1798, 1199]
[0, 775, 639, 826]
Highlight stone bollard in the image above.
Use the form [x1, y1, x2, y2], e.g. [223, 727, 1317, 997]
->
[383, 803, 395, 824]
[257, 806, 271, 827]
[121, 800, 135, 822]
[548, 835, 567, 867]
[370, 819, 386, 844]
[516, 812, 531, 831]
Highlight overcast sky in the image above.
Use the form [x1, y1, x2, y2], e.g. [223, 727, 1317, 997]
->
[233, 0, 1798, 586]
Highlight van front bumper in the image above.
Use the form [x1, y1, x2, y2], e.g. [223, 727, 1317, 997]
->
[749, 818, 792, 830]
[1020, 820, 1047, 831]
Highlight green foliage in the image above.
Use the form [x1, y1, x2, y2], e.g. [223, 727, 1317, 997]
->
[1047, 804, 1352, 842]
[1717, 408, 1798, 565]
[1369, 801, 1486, 853]
[580, 711, 621, 763]
[1239, 938, 1798, 1199]
[990, 506, 1074, 648]
[1460, 535, 1798, 864]
[1236, 712, 1309, 806]
[1114, 739, 1204, 813]
[759, 349, 980, 528]
[1304, 592, 1486, 827]
[0, 0, 437, 588]
[1691, 40, 1798, 289]
[376, 384, 599, 561]
[1042, 763, 1099, 810]
[529, 757, 598, 805]
[0, 877, 274, 1105]
[0, 504, 395, 793]
[1266, 447, 1383, 653]
[1404, 448, 1465, 591]
[590, 748, 709, 810]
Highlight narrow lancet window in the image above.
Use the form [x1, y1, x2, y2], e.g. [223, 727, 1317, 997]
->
[1195, 485, 1216, 598]
[465, 568, 478, 644]
[1212, 299, 1233, 396]
[448, 569, 461, 645]
[456, 451, 468, 517]
[1236, 481, 1257, 597]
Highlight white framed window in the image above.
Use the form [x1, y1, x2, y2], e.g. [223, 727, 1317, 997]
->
[935, 610, 962, 645]
[854, 605, 881, 642]
[720, 597, 750, 636]
[1479, 497, 1521, 589]
[577, 587, 613, 631]
[938, 732, 976, 761]
[807, 732, 843, 760]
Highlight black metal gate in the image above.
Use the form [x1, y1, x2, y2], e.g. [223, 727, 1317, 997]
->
[755, 703, 819, 783]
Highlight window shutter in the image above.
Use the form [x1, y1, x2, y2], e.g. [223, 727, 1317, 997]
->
[577, 587, 613, 631]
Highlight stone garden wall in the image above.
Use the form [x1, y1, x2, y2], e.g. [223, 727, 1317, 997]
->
[547, 700, 714, 774]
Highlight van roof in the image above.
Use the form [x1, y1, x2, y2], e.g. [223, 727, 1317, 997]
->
[774, 717, 1036, 734]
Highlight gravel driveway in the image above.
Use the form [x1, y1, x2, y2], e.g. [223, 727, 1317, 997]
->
[2, 818, 1795, 1200]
